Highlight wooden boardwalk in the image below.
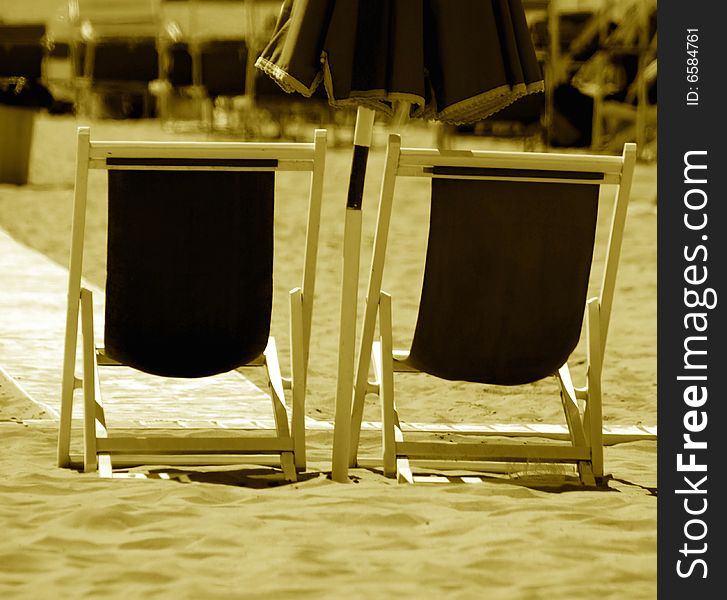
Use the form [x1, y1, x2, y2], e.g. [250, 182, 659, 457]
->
[0, 227, 285, 429]
[0, 227, 655, 444]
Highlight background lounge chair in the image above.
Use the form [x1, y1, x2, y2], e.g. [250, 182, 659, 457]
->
[68, 0, 161, 117]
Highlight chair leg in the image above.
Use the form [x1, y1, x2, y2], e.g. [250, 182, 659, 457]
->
[394, 434, 415, 485]
[289, 288, 306, 471]
[373, 342, 394, 478]
[349, 135, 401, 469]
[90, 337, 112, 477]
[263, 337, 297, 482]
[59, 128, 92, 467]
[557, 364, 587, 446]
[374, 293, 415, 484]
[376, 293, 397, 478]
[279, 453, 297, 482]
[58, 293, 79, 468]
[586, 299, 604, 481]
[79, 288, 98, 473]
[557, 364, 596, 487]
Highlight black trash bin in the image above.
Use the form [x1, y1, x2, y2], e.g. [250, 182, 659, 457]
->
[0, 24, 53, 185]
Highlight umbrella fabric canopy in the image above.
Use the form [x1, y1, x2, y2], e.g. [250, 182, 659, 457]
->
[256, 0, 544, 124]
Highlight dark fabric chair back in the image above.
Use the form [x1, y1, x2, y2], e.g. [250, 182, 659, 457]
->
[199, 40, 248, 98]
[91, 40, 159, 82]
[407, 176, 599, 385]
[168, 42, 193, 87]
[104, 170, 274, 378]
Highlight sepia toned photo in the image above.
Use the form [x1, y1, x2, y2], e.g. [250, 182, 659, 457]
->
[1, 0, 667, 597]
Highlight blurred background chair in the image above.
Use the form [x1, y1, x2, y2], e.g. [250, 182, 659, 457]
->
[525, 0, 655, 156]
[68, 0, 161, 118]
[153, 0, 288, 134]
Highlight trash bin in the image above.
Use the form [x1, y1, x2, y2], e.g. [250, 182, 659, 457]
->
[0, 23, 53, 185]
[0, 103, 35, 185]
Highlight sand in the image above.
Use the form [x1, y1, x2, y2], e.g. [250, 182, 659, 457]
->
[0, 113, 656, 598]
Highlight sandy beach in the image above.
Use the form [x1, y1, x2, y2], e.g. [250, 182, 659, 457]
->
[0, 108, 657, 599]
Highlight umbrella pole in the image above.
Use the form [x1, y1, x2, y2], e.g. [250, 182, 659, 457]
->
[331, 106, 376, 482]
[347, 102, 409, 468]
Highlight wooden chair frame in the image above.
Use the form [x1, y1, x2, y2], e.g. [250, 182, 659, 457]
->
[57, 126, 327, 481]
[347, 134, 636, 484]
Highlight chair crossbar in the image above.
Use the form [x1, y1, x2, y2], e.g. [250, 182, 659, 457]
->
[398, 147, 624, 175]
[89, 141, 316, 162]
[431, 166, 606, 180]
[397, 441, 591, 462]
[96, 436, 295, 454]
[68, 454, 288, 469]
[394, 422, 655, 444]
[91, 161, 314, 173]
[106, 157, 279, 168]
[398, 168, 619, 185]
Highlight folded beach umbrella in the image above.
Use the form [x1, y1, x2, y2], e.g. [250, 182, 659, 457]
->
[256, 0, 544, 123]
[256, 0, 544, 481]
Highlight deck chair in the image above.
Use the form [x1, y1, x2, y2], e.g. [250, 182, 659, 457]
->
[347, 134, 636, 484]
[152, 3, 201, 129]
[68, 0, 161, 117]
[153, 0, 271, 132]
[57, 126, 326, 481]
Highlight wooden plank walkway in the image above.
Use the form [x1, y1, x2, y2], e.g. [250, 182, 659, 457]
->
[0, 227, 655, 444]
[0, 227, 278, 429]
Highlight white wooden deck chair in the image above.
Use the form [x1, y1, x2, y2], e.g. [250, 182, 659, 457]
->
[347, 134, 636, 485]
[57, 126, 326, 481]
